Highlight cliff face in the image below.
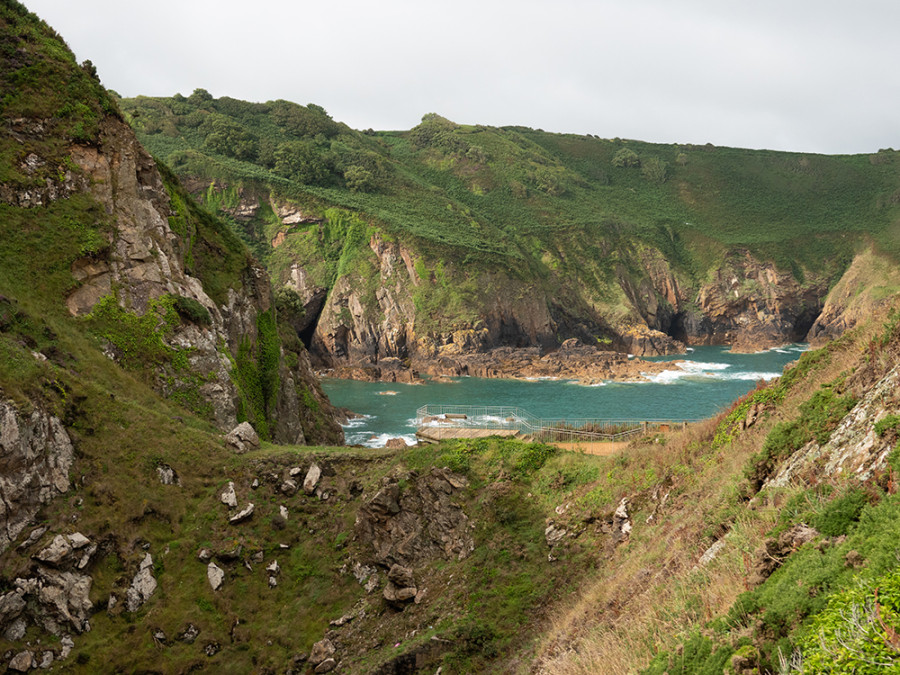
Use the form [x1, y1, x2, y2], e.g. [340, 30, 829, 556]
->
[0, 10, 341, 443]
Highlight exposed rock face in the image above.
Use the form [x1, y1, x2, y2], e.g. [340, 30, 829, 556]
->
[125, 553, 157, 612]
[6, 110, 342, 444]
[355, 468, 474, 569]
[687, 251, 826, 352]
[807, 248, 900, 346]
[767, 363, 900, 488]
[0, 397, 74, 555]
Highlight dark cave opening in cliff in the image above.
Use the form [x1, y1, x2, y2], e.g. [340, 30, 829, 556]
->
[791, 306, 822, 343]
[668, 312, 689, 344]
[297, 301, 326, 350]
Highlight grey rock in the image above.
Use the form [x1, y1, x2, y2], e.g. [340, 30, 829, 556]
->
[289, 467, 303, 477]
[279, 505, 289, 520]
[303, 464, 322, 495]
[8, 651, 34, 672]
[315, 658, 337, 673]
[207, 563, 225, 591]
[125, 554, 157, 612]
[220, 481, 238, 508]
[17, 526, 48, 552]
[0, 400, 74, 556]
[266, 560, 280, 575]
[178, 623, 200, 643]
[229, 503, 255, 524]
[224, 422, 259, 454]
[204, 642, 221, 657]
[33, 568, 93, 634]
[280, 479, 298, 496]
[156, 464, 179, 485]
[387, 564, 415, 588]
[0, 589, 27, 625]
[544, 523, 567, 547]
[4, 616, 27, 641]
[59, 635, 74, 659]
[37, 651, 54, 669]
[309, 638, 335, 665]
[198, 548, 213, 562]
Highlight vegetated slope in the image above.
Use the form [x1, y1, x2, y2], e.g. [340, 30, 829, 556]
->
[0, 1, 341, 444]
[120, 92, 900, 378]
[529, 307, 900, 674]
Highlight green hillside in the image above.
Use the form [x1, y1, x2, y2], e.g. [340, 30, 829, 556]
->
[121, 92, 900, 278]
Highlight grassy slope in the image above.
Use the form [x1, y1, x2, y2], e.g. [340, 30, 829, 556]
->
[531, 309, 900, 674]
[121, 95, 900, 295]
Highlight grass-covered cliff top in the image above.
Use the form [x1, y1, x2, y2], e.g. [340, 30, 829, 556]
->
[121, 92, 900, 279]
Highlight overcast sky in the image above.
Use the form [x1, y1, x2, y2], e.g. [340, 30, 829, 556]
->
[21, 0, 900, 154]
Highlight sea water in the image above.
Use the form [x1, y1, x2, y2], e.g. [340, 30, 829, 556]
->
[321, 344, 810, 447]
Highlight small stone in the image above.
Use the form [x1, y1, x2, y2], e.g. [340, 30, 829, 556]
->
[289, 467, 303, 477]
[229, 503, 255, 524]
[178, 623, 200, 643]
[303, 464, 322, 495]
[266, 560, 280, 575]
[16, 526, 48, 552]
[8, 651, 34, 672]
[59, 636, 74, 660]
[280, 479, 298, 496]
[198, 548, 213, 563]
[220, 481, 238, 508]
[329, 613, 354, 627]
[268, 576, 278, 588]
[153, 628, 167, 644]
[38, 651, 54, 669]
[251, 478, 260, 489]
[207, 563, 225, 591]
[157, 464, 179, 485]
[280, 505, 289, 520]
[204, 642, 221, 657]
[315, 658, 337, 674]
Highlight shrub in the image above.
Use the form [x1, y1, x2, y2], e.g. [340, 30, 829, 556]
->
[172, 295, 211, 326]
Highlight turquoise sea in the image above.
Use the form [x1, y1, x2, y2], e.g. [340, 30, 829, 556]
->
[321, 344, 810, 447]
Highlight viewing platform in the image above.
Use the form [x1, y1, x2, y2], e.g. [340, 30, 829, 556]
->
[415, 405, 697, 452]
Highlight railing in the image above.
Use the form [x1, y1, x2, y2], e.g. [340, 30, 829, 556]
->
[416, 404, 698, 443]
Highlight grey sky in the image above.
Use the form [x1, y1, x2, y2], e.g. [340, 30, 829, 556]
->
[21, 0, 900, 154]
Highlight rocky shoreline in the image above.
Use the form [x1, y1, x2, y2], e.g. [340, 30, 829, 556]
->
[319, 340, 677, 386]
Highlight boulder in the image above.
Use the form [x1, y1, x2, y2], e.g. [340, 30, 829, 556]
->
[309, 638, 336, 665]
[207, 563, 225, 591]
[385, 437, 408, 449]
[125, 554, 157, 612]
[8, 651, 34, 672]
[156, 464, 179, 485]
[229, 503, 255, 524]
[303, 464, 322, 495]
[224, 422, 260, 454]
[220, 481, 238, 508]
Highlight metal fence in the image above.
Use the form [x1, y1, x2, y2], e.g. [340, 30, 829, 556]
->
[415, 404, 698, 444]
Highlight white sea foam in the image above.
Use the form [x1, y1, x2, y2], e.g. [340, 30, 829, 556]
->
[640, 359, 783, 384]
[341, 414, 374, 429]
[346, 432, 419, 448]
